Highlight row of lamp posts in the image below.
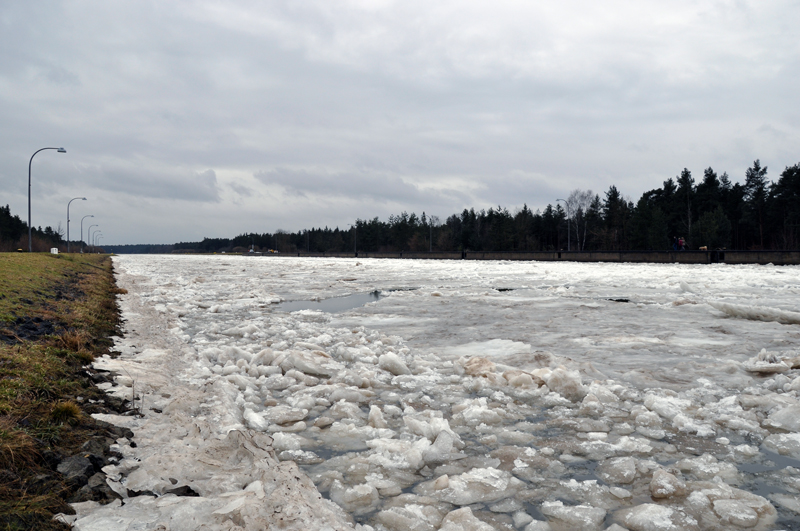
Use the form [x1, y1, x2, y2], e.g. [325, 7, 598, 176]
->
[29, 146, 104, 253]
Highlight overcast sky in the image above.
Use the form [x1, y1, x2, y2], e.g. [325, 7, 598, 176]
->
[2, 1, 798, 245]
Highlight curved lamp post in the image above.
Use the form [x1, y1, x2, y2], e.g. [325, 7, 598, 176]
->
[556, 198, 570, 252]
[80, 216, 94, 253]
[66, 197, 86, 253]
[93, 232, 102, 246]
[87, 225, 98, 251]
[28, 147, 67, 251]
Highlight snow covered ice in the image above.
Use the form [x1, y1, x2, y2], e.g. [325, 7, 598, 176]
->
[62, 256, 800, 530]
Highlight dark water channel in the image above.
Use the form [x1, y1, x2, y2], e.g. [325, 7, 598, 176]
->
[274, 291, 384, 313]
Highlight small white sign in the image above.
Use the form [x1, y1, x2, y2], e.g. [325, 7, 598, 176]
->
[50, 248, 59, 254]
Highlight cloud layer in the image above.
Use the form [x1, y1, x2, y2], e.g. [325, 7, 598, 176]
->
[1, 0, 798, 243]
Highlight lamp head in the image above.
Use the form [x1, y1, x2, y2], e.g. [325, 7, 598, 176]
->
[81, 197, 86, 200]
[57, 148, 66, 153]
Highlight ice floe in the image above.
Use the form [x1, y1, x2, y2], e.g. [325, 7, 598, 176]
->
[63, 256, 800, 530]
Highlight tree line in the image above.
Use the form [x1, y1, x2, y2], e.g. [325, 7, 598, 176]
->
[170, 160, 799, 254]
[4, 159, 799, 253]
[0, 205, 66, 252]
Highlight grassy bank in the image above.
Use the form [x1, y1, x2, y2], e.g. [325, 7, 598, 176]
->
[0, 253, 125, 530]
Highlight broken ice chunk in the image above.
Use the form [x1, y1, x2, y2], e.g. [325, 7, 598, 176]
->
[649, 469, 687, 499]
[540, 501, 606, 530]
[451, 397, 504, 426]
[742, 349, 790, 374]
[578, 435, 652, 461]
[329, 480, 380, 514]
[282, 349, 344, 377]
[762, 433, 800, 459]
[524, 521, 553, 531]
[617, 503, 691, 531]
[489, 497, 523, 513]
[675, 454, 738, 481]
[271, 431, 313, 452]
[671, 413, 716, 438]
[368, 405, 388, 428]
[544, 366, 587, 402]
[263, 405, 308, 425]
[597, 457, 636, 484]
[404, 411, 462, 445]
[378, 353, 411, 376]
[277, 449, 323, 464]
[712, 499, 758, 527]
[422, 431, 466, 465]
[684, 481, 778, 529]
[766, 404, 800, 432]
[417, 467, 523, 506]
[242, 408, 268, 430]
[439, 507, 496, 531]
[461, 357, 499, 378]
[503, 369, 544, 388]
[643, 392, 691, 421]
[374, 504, 444, 531]
[220, 323, 260, 337]
[366, 438, 429, 471]
[770, 493, 800, 516]
[261, 374, 296, 390]
[329, 400, 366, 420]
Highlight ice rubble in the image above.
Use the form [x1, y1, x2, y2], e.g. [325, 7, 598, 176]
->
[65, 256, 800, 530]
[708, 301, 800, 326]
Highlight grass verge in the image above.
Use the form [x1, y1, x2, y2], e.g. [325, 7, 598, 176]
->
[0, 253, 125, 530]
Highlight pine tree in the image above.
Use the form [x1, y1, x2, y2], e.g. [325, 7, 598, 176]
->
[676, 168, 695, 243]
[744, 160, 769, 248]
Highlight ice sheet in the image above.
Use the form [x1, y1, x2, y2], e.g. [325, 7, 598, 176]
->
[66, 256, 800, 530]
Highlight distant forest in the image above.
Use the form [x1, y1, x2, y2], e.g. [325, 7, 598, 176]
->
[168, 160, 800, 254]
[3, 160, 799, 254]
[0, 205, 67, 252]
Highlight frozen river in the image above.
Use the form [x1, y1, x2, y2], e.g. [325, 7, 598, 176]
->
[67, 256, 800, 530]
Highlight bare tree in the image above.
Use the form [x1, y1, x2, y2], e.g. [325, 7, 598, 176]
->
[566, 189, 594, 250]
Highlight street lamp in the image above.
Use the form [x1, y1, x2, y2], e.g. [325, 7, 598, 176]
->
[66, 197, 86, 253]
[28, 147, 67, 251]
[94, 233, 103, 248]
[95, 236, 103, 251]
[556, 198, 571, 252]
[88, 225, 98, 251]
[80, 215, 94, 253]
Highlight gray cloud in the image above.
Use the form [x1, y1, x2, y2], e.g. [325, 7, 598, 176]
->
[1, 0, 798, 244]
[255, 167, 425, 203]
[28, 160, 221, 203]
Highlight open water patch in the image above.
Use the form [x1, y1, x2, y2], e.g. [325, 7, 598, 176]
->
[738, 449, 800, 474]
[274, 291, 384, 313]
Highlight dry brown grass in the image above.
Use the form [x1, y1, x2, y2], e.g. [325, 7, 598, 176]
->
[49, 401, 82, 425]
[0, 253, 122, 529]
[71, 350, 95, 365]
[0, 417, 39, 470]
[55, 330, 90, 351]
